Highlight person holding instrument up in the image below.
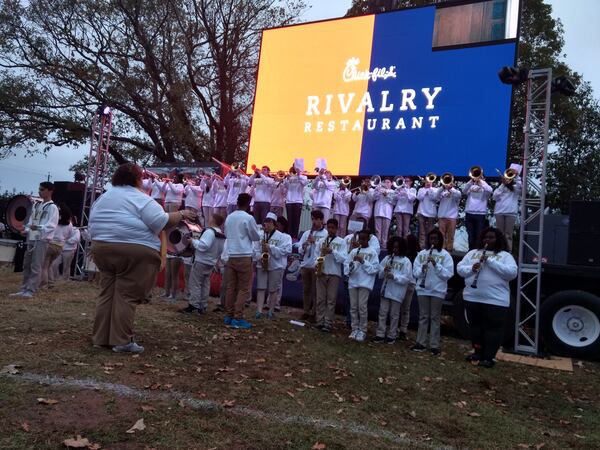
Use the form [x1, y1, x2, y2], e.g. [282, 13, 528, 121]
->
[457, 227, 517, 368]
[411, 229, 454, 355]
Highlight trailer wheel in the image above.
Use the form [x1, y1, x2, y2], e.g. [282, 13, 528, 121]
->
[540, 291, 600, 359]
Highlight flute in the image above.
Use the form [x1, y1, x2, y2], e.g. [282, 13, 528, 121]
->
[418, 245, 435, 288]
[471, 244, 488, 289]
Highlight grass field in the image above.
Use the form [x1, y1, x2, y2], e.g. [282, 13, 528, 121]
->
[1, 267, 599, 449]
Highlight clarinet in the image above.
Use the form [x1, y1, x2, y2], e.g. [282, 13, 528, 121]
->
[381, 255, 394, 298]
[349, 248, 361, 275]
[471, 244, 488, 289]
[418, 245, 435, 288]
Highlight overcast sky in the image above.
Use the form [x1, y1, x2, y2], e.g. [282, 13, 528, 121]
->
[1, 0, 598, 194]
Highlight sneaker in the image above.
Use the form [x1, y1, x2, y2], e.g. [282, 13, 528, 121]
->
[9, 291, 25, 297]
[348, 330, 358, 340]
[213, 305, 224, 313]
[112, 342, 144, 353]
[355, 331, 366, 343]
[372, 336, 386, 343]
[223, 316, 233, 326]
[478, 359, 495, 369]
[410, 343, 427, 352]
[231, 319, 252, 330]
[431, 348, 441, 357]
[255, 311, 263, 319]
[18, 291, 33, 298]
[385, 337, 396, 345]
[320, 325, 332, 333]
[397, 331, 407, 341]
[465, 353, 483, 362]
[267, 311, 274, 320]
[180, 305, 202, 314]
[274, 307, 281, 313]
[160, 292, 171, 298]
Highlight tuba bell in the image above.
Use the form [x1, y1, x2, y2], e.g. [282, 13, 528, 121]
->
[469, 165, 483, 181]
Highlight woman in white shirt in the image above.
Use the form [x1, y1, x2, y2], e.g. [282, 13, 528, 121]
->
[162, 174, 185, 212]
[89, 163, 196, 353]
[411, 229, 454, 355]
[457, 227, 518, 368]
[51, 213, 80, 280]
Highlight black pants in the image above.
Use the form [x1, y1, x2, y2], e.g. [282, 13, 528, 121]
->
[286, 203, 303, 240]
[465, 301, 508, 361]
[465, 213, 486, 250]
[253, 202, 271, 225]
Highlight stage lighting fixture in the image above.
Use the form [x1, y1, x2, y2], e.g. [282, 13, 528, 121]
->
[98, 104, 112, 116]
[498, 66, 528, 85]
[551, 76, 576, 96]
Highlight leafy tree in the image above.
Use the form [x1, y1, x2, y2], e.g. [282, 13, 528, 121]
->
[0, 0, 306, 164]
[346, 0, 600, 213]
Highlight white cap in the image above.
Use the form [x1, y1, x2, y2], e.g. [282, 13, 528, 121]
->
[265, 212, 278, 222]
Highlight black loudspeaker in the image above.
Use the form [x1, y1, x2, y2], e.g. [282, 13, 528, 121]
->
[568, 201, 600, 266]
[52, 182, 85, 225]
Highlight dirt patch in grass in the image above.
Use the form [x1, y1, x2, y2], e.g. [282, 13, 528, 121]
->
[2, 267, 600, 449]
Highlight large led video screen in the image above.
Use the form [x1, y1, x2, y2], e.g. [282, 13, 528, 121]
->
[247, 1, 520, 176]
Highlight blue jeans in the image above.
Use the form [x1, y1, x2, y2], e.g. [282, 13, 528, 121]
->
[465, 213, 486, 250]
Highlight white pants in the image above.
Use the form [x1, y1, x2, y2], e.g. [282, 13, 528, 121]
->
[349, 287, 370, 333]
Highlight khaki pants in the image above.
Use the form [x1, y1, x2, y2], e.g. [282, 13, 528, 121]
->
[301, 267, 317, 317]
[416, 295, 444, 349]
[316, 275, 340, 327]
[349, 287, 370, 333]
[224, 257, 253, 319]
[438, 218, 457, 252]
[270, 206, 284, 218]
[418, 214, 435, 249]
[20, 240, 48, 294]
[376, 297, 402, 339]
[395, 213, 412, 238]
[399, 283, 415, 333]
[51, 249, 76, 280]
[495, 214, 516, 252]
[188, 262, 213, 310]
[334, 214, 348, 238]
[312, 206, 330, 221]
[374, 217, 391, 246]
[202, 206, 213, 227]
[40, 243, 62, 289]
[91, 241, 160, 346]
[165, 257, 182, 297]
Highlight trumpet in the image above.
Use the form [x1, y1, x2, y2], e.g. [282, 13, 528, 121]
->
[340, 176, 351, 188]
[469, 165, 483, 182]
[441, 172, 454, 187]
[370, 175, 382, 188]
[419, 172, 437, 185]
[496, 167, 518, 181]
[392, 176, 405, 189]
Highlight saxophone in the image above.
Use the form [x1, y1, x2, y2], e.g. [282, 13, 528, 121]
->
[261, 232, 269, 272]
[315, 239, 328, 277]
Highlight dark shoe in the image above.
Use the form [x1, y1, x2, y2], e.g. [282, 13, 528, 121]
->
[410, 343, 427, 352]
[397, 331, 407, 341]
[274, 307, 281, 313]
[430, 348, 441, 357]
[385, 337, 396, 344]
[372, 336, 386, 343]
[213, 305, 224, 313]
[478, 359, 495, 368]
[321, 325, 332, 333]
[465, 353, 483, 362]
[180, 305, 201, 314]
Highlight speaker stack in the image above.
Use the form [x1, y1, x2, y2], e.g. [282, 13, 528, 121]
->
[567, 201, 600, 267]
[52, 182, 85, 225]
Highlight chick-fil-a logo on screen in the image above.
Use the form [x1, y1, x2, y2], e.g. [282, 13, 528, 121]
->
[304, 57, 442, 134]
[343, 57, 397, 83]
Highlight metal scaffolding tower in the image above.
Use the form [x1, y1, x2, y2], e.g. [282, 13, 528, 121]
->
[514, 68, 552, 355]
[74, 108, 113, 279]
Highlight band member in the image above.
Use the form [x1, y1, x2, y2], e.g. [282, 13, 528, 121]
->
[249, 166, 275, 224]
[298, 210, 327, 321]
[141, 171, 153, 195]
[311, 170, 336, 221]
[344, 229, 379, 343]
[270, 179, 287, 218]
[211, 174, 229, 219]
[272, 215, 291, 312]
[333, 181, 352, 237]
[398, 234, 419, 341]
[457, 227, 518, 368]
[223, 193, 261, 329]
[393, 177, 416, 238]
[254, 212, 292, 319]
[162, 253, 183, 300]
[350, 179, 375, 222]
[411, 229, 454, 356]
[224, 168, 250, 216]
[283, 166, 308, 240]
[373, 236, 412, 344]
[150, 176, 165, 206]
[181, 214, 226, 314]
[437, 180, 461, 252]
[493, 173, 522, 252]
[462, 174, 492, 250]
[344, 217, 381, 255]
[10, 182, 59, 298]
[200, 174, 215, 227]
[314, 218, 347, 332]
[162, 173, 185, 212]
[184, 178, 203, 217]
[41, 203, 71, 289]
[373, 178, 395, 245]
[416, 178, 440, 249]
[89, 163, 196, 353]
[51, 215, 80, 280]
